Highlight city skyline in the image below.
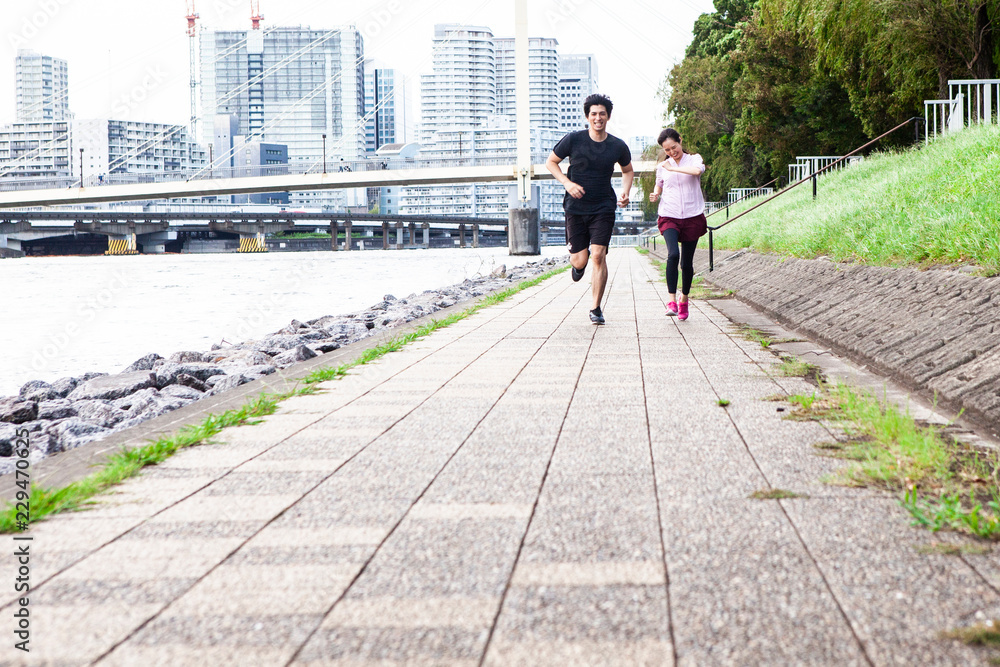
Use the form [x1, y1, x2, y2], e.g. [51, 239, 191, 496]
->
[1, 0, 712, 141]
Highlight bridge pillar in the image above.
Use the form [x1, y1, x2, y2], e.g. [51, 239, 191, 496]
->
[408, 222, 416, 246]
[422, 223, 430, 248]
[0, 236, 22, 252]
[137, 230, 175, 254]
[509, 207, 540, 255]
[459, 224, 466, 248]
[395, 222, 404, 249]
[382, 222, 389, 250]
[238, 232, 267, 253]
[105, 233, 139, 256]
[472, 224, 479, 248]
[330, 221, 338, 251]
[344, 219, 353, 251]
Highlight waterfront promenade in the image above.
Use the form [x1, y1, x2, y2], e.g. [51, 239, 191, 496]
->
[2, 250, 996, 665]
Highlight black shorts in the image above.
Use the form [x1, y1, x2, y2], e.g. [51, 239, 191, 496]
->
[565, 211, 616, 254]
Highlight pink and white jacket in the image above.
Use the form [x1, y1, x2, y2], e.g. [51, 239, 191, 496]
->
[655, 153, 706, 219]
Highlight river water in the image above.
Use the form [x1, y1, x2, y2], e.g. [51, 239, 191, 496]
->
[0, 247, 565, 397]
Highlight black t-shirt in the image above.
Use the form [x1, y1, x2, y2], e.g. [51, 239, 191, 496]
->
[552, 130, 632, 214]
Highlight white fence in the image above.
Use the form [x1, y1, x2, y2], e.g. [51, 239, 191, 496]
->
[925, 79, 1000, 143]
[787, 156, 865, 184]
[726, 187, 774, 205]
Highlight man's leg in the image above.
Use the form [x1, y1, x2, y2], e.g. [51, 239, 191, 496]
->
[590, 244, 608, 310]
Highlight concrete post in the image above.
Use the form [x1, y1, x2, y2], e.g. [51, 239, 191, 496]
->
[459, 224, 466, 248]
[396, 222, 404, 248]
[382, 222, 389, 250]
[422, 223, 430, 248]
[508, 208, 540, 255]
[409, 222, 416, 246]
[330, 221, 338, 251]
[472, 224, 479, 248]
[345, 219, 353, 251]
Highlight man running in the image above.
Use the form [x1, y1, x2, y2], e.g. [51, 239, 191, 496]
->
[545, 93, 634, 325]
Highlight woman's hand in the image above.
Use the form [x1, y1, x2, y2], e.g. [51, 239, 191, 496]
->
[649, 190, 660, 203]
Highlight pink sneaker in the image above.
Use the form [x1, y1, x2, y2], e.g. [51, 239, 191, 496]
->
[678, 301, 689, 321]
[665, 301, 678, 316]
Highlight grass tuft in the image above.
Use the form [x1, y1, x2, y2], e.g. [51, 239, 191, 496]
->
[916, 541, 991, 556]
[941, 621, 1000, 646]
[717, 398, 731, 407]
[750, 489, 809, 500]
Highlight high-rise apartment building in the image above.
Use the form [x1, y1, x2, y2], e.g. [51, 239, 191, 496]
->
[420, 25, 496, 142]
[558, 54, 599, 131]
[0, 121, 72, 180]
[73, 119, 206, 179]
[16, 50, 70, 123]
[494, 37, 559, 130]
[364, 61, 406, 153]
[200, 26, 365, 173]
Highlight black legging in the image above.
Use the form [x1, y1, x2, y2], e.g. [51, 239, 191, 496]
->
[662, 228, 699, 296]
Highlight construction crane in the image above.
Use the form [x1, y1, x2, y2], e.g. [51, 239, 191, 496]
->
[186, 1, 200, 138]
[250, 0, 264, 30]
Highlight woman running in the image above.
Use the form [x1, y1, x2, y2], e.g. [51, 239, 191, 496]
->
[648, 128, 707, 321]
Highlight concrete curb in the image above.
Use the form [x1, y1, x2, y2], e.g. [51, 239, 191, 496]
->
[0, 264, 567, 501]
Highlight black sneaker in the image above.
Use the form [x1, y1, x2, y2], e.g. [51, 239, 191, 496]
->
[589, 307, 605, 325]
[571, 265, 585, 282]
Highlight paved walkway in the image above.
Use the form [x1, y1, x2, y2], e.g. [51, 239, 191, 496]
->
[4, 250, 998, 666]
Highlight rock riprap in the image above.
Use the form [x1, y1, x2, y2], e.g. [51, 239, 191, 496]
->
[0, 258, 563, 473]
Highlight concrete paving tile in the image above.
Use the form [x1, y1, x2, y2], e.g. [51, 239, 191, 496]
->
[167, 564, 361, 616]
[237, 457, 350, 473]
[200, 471, 327, 496]
[247, 526, 388, 548]
[226, 544, 375, 566]
[127, 612, 322, 648]
[292, 626, 483, 665]
[511, 561, 664, 586]
[489, 584, 669, 644]
[154, 443, 271, 470]
[660, 496, 869, 664]
[34, 576, 198, 606]
[270, 497, 410, 530]
[783, 497, 998, 665]
[484, 638, 673, 667]
[56, 537, 245, 581]
[422, 461, 549, 505]
[408, 503, 533, 520]
[26, 516, 144, 555]
[346, 518, 525, 599]
[19, 602, 161, 664]
[120, 519, 264, 541]
[151, 493, 301, 524]
[99, 645, 295, 667]
[323, 596, 499, 628]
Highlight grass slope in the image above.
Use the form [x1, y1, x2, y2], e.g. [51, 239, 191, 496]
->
[714, 125, 1000, 272]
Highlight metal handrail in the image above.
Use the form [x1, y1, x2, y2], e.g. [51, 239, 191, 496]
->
[706, 116, 923, 271]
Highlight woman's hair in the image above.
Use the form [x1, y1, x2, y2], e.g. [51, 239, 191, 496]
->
[657, 128, 682, 146]
[584, 93, 614, 117]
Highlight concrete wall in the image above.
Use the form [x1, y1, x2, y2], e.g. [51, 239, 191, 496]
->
[702, 251, 1000, 434]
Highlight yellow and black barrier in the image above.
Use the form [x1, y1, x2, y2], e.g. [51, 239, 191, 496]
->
[105, 235, 138, 255]
[238, 234, 268, 253]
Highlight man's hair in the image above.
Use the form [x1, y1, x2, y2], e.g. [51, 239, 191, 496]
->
[584, 93, 613, 117]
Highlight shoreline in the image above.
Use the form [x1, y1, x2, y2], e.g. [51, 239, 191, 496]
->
[0, 256, 565, 473]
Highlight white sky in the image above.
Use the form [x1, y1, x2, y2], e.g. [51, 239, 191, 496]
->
[2, 0, 714, 142]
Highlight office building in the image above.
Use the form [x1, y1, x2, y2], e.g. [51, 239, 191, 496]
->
[494, 37, 559, 130]
[200, 25, 365, 207]
[558, 54, 599, 131]
[364, 61, 406, 153]
[16, 50, 70, 123]
[232, 138, 288, 205]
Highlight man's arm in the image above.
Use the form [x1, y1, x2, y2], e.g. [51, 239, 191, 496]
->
[545, 151, 585, 199]
[618, 162, 634, 208]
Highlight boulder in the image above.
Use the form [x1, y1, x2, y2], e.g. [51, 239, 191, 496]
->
[111, 388, 159, 411]
[313, 342, 341, 354]
[79, 371, 109, 382]
[125, 392, 187, 422]
[167, 351, 207, 364]
[47, 418, 109, 452]
[160, 384, 204, 402]
[272, 345, 318, 368]
[37, 399, 77, 421]
[205, 375, 228, 387]
[50, 377, 79, 398]
[155, 362, 227, 388]
[19, 380, 57, 402]
[241, 364, 277, 379]
[208, 375, 247, 396]
[0, 398, 38, 424]
[174, 373, 209, 392]
[213, 349, 272, 368]
[68, 371, 157, 401]
[121, 353, 164, 373]
[74, 400, 128, 429]
[0, 424, 26, 457]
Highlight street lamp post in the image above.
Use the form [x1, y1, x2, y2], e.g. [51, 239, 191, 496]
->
[322, 134, 327, 174]
[79, 148, 84, 187]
